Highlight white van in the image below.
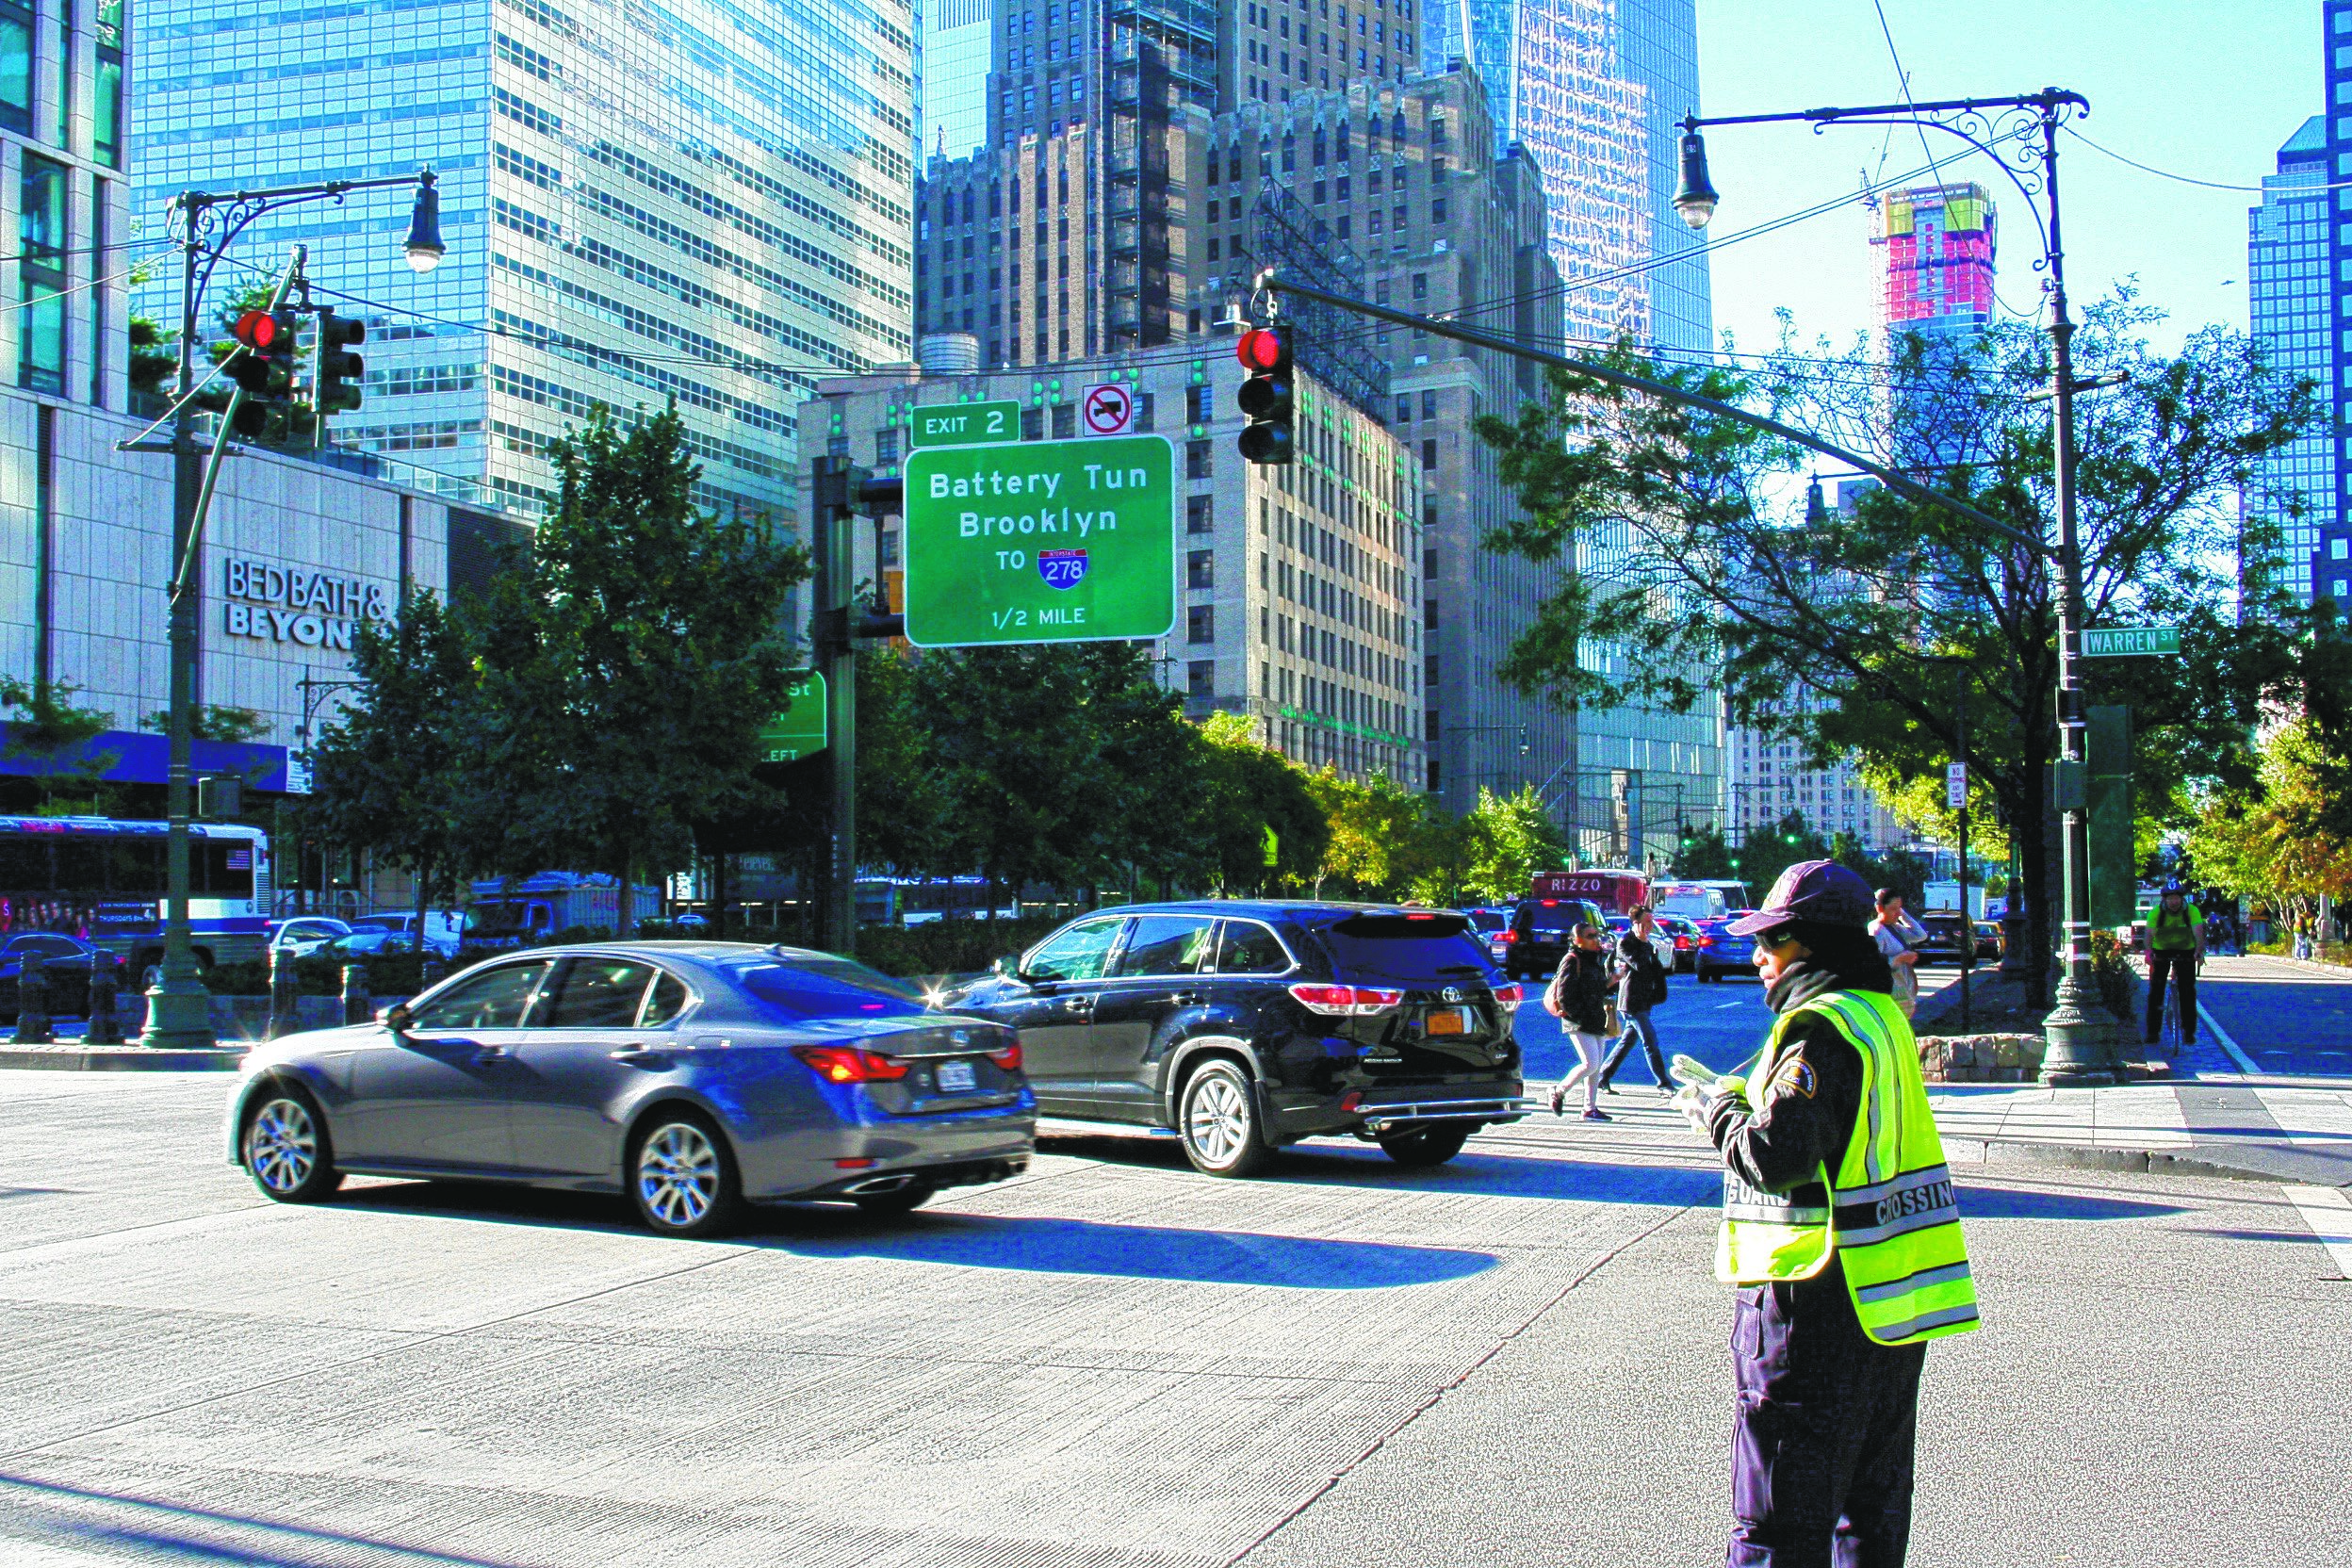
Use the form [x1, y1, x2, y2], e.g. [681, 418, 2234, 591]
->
[1652, 879, 1752, 922]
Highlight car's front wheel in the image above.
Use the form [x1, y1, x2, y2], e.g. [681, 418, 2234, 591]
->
[1377, 1125, 1471, 1168]
[241, 1084, 344, 1203]
[1178, 1059, 1273, 1178]
[629, 1110, 741, 1239]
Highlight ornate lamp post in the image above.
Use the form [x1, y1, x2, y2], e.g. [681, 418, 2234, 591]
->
[137, 172, 444, 1048]
[1672, 90, 2112, 1085]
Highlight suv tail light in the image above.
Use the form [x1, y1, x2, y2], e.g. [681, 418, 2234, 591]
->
[792, 1045, 910, 1084]
[1491, 983, 1523, 1012]
[1288, 983, 1405, 1017]
[1494, 929, 1518, 944]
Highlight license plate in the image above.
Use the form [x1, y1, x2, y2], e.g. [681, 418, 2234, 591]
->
[1426, 1007, 1471, 1037]
[936, 1059, 978, 1093]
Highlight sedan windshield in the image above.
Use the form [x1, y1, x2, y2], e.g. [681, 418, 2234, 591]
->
[732, 958, 926, 1021]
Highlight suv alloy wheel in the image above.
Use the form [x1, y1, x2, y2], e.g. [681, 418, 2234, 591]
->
[1178, 1058, 1273, 1178]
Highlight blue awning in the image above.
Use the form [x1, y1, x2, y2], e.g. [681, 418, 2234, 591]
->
[0, 727, 295, 791]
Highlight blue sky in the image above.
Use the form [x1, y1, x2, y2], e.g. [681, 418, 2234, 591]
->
[1691, 1, 2313, 359]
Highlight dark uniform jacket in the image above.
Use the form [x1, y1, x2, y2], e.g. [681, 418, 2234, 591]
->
[1705, 958, 1873, 1201]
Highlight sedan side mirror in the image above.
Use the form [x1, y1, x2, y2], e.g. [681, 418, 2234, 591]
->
[380, 1002, 414, 1034]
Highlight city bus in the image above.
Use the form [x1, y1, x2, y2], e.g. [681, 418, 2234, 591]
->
[0, 815, 271, 972]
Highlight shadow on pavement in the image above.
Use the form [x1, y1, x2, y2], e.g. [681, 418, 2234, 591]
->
[1043, 1133, 1723, 1205]
[1954, 1186, 2186, 1221]
[334, 1177, 1500, 1287]
[0, 1470, 525, 1567]
[776, 1211, 1500, 1287]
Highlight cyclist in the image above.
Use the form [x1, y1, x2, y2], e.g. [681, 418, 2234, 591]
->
[2145, 882, 2204, 1051]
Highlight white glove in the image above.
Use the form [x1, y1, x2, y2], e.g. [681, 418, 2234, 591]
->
[1674, 1076, 1745, 1138]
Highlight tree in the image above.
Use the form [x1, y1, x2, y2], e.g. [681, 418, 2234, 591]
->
[1669, 824, 1736, 879]
[1192, 712, 1328, 894]
[128, 315, 175, 404]
[309, 592, 495, 939]
[480, 407, 808, 935]
[1475, 291, 2317, 982]
[1453, 786, 1568, 905]
[1311, 767, 1442, 899]
[143, 704, 269, 743]
[2186, 716, 2352, 928]
[0, 676, 115, 810]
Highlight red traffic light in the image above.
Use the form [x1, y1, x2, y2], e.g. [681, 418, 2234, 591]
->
[231, 310, 282, 351]
[1236, 326, 1290, 373]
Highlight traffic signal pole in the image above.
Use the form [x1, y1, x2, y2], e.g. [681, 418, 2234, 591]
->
[808, 456, 906, 956]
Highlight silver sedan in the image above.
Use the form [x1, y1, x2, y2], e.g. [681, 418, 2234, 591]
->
[224, 941, 1036, 1237]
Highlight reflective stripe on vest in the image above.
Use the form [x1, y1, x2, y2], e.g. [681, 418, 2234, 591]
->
[1715, 988, 1982, 1346]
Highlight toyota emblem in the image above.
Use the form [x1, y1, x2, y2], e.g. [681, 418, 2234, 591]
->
[1441, 987, 1464, 1003]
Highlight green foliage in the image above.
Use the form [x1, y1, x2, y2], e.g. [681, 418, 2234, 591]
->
[2184, 716, 2352, 922]
[1670, 824, 1736, 879]
[142, 704, 269, 743]
[0, 676, 117, 808]
[127, 314, 175, 400]
[1474, 290, 2320, 976]
[857, 916, 1065, 979]
[478, 407, 811, 932]
[1452, 786, 1569, 906]
[1311, 767, 1445, 899]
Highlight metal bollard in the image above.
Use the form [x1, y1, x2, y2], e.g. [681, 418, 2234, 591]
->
[12, 953, 52, 1044]
[84, 952, 122, 1045]
[341, 961, 371, 1026]
[268, 943, 301, 1040]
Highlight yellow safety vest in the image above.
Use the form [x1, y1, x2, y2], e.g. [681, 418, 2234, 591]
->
[1715, 988, 1981, 1347]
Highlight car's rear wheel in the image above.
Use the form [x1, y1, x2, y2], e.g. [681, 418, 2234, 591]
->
[241, 1084, 344, 1203]
[629, 1109, 741, 1239]
[1378, 1125, 1471, 1168]
[1178, 1059, 1273, 1178]
[852, 1179, 936, 1216]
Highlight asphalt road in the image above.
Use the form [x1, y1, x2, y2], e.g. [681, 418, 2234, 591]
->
[2198, 956, 2352, 1076]
[1, 1068, 2344, 1566]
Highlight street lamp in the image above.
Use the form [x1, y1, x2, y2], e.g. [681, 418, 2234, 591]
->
[136, 170, 446, 1050]
[1674, 89, 2111, 1084]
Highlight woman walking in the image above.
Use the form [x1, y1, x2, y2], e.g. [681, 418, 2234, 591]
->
[1546, 922, 1615, 1122]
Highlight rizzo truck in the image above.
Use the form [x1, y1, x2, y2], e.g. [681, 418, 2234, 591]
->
[1530, 869, 1650, 916]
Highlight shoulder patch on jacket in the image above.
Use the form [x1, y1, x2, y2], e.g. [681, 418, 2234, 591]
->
[1767, 1053, 1818, 1102]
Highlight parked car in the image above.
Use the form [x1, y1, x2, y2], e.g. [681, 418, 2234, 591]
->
[1973, 922, 2002, 963]
[265, 917, 352, 959]
[1915, 914, 1978, 968]
[226, 941, 1036, 1236]
[1495, 897, 1609, 982]
[0, 931, 103, 1018]
[937, 902, 1527, 1177]
[348, 911, 462, 959]
[1693, 918, 1757, 982]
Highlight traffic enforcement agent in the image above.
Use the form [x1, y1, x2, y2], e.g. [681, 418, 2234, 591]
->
[1675, 859, 1979, 1566]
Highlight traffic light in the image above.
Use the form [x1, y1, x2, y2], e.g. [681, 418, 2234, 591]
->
[314, 307, 365, 416]
[1234, 323, 1294, 465]
[222, 307, 299, 438]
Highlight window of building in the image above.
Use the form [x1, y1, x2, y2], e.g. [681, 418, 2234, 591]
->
[1187, 383, 1213, 423]
[1187, 495, 1213, 533]
[1135, 391, 1155, 431]
[1187, 660, 1216, 699]
[0, 0, 27, 136]
[1052, 402, 1076, 438]
[1411, 272, 1428, 300]
[1188, 605, 1216, 644]
[1394, 395, 1411, 423]
[1421, 438, 1436, 471]
[2334, 537, 2349, 560]
[1021, 406, 1044, 439]
[1186, 438, 1212, 479]
[18, 155, 66, 395]
[1187, 549, 1215, 589]
[875, 426, 899, 464]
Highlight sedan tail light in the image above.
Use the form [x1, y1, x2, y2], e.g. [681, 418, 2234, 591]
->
[988, 1040, 1023, 1071]
[1288, 983, 1405, 1017]
[792, 1045, 910, 1084]
[1674, 935, 1691, 950]
[1494, 929, 1518, 943]
[1491, 983, 1523, 1012]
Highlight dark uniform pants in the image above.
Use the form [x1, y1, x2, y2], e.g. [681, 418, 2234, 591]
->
[2145, 950, 2197, 1045]
[1729, 1259, 1927, 1568]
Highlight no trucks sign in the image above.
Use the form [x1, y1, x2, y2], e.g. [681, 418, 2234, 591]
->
[902, 434, 1176, 647]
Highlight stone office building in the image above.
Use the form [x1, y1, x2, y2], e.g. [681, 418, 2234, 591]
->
[805, 352, 1427, 788]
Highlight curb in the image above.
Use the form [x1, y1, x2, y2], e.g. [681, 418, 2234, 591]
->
[0, 1045, 248, 1072]
[1947, 1135, 2334, 1186]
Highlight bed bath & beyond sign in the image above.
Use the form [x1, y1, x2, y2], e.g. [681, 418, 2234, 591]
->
[220, 558, 394, 650]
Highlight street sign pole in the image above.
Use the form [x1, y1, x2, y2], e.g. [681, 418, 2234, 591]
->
[811, 457, 858, 956]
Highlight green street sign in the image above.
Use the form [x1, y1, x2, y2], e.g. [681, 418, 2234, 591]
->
[757, 671, 826, 762]
[2082, 626, 2181, 658]
[908, 400, 1021, 449]
[903, 434, 1176, 647]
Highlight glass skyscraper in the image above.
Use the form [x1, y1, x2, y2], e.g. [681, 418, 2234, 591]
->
[923, 0, 995, 162]
[133, 0, 916, 527]
[2320, 1, 2352, 608]
[2251, 113, 2334, 607]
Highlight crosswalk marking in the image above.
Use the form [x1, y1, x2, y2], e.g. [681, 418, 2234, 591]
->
[2282, 1185, 2352, 1280]
[2254, 1088, 2352, 1146]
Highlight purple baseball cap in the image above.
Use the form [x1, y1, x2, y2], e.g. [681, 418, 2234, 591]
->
[1728, 858, 1877, 936]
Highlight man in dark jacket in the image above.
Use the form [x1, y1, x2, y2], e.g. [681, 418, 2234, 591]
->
[1599, 904, 1675, 1095]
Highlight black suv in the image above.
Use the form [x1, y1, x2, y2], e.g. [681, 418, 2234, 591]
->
[1494, 897, 1608, 982]
[938, 901, 1527, 1177]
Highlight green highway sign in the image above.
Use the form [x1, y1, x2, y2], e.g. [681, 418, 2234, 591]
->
[908, 400, 1021, 449]
[903, 433, 1176, 647]
[757, 671, 826, 761]
[2082, 626, 2181, 658]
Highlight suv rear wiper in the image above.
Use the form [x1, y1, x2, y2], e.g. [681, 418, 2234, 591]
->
[1434, 965, 1485, 976]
